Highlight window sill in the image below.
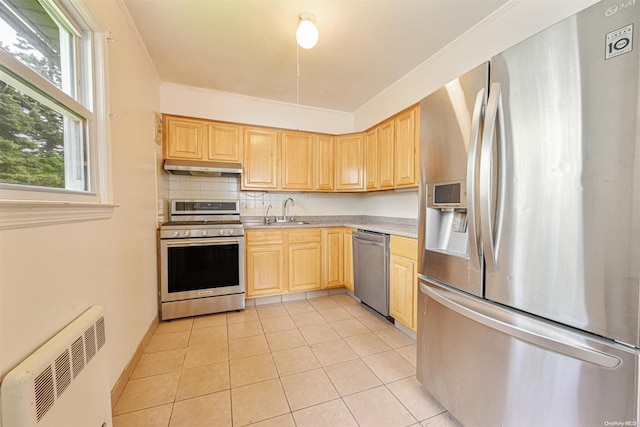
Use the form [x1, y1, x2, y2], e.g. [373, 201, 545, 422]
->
[0, 200, 118, 230]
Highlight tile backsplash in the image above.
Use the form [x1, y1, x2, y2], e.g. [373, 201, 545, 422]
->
[157, 174, 375, 221]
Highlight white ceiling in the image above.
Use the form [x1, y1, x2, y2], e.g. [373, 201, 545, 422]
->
[122, 0, 508, 112]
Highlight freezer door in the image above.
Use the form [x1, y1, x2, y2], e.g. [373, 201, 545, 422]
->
[418, 63, 487, 296]
[484, 0, 640, 346]
[417, 280, 640, 427]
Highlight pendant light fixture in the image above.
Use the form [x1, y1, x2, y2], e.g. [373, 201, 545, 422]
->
[296, 13, 318, 49]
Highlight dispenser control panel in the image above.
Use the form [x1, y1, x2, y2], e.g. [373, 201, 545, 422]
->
[432, 182, 463, 206]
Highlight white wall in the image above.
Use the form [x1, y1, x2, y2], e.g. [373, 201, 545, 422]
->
[161, 83, 353, 135]
[0, 0, 161, 394]
[354, 0, 600, 129]
[361, 190, 419, 219]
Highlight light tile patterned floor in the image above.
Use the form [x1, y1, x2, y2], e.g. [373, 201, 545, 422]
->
[112, 294, 461, 427]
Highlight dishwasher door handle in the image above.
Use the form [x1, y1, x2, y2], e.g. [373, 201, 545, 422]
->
[353, 238, 384, 248]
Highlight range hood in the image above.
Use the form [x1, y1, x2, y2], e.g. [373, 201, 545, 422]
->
[164, 159, 242, 177]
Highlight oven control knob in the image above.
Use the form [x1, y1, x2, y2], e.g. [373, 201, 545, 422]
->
[184, 231, 190, 237]
[219, 229, 225, 236]
[228, 229, 234, 235]
[202, 230, 208, 236]
[172, 231, 179, 237]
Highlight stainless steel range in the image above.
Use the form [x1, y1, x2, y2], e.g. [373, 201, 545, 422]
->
[159, 199, 245, 320]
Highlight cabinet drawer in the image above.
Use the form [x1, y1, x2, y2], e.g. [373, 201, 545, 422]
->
[287, 229, 322, 244]
[246, 230, 284, 246]
[390, 235, 417, 260]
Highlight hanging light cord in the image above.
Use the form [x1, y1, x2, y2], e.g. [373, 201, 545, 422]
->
[296, 43, 300, 130]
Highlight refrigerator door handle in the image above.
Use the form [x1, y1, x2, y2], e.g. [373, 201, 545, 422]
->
[419, 281, 622, 369]
[466, 88, 485, 271]
[479, 82, 506, 272]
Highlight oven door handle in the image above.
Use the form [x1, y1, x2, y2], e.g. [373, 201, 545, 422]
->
[164, 237, 242, 247]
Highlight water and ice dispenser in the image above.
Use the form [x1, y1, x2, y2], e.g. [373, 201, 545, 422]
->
[425, 181, 469, 257]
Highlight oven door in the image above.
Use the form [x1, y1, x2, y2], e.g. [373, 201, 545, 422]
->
[160, 236, 245, 302]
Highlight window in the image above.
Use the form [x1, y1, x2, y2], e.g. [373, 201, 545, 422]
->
[0, 0, 112, 227]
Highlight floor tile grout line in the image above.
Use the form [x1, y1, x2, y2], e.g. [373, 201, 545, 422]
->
[114, 297, 420, 426]
[381, 380, 420, 425]
[225, 317, 235, 427]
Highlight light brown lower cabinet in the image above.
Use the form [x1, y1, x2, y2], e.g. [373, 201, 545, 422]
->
[246, 227, 360, 298]
[322, 228, 345, 288]
[246, 246, 285, 297]
[287, 229, 323, 292]
[245, 230, 286, 297]
[389, 235, 418, 331]
[343, 228, 354, 292]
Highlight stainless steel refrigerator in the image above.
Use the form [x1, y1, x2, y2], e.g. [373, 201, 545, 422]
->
[417, 1, 640, 425]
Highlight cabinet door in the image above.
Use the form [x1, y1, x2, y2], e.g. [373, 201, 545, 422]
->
[315, 135, 335, 191]
[281, 131, 314, 190]
[288, 242, 322, 292]
[343, 229, 354, 292]
[164, 116, 205, 159]
[394, 106, 419, 187]
[246, 245, 285, 297]
[335, 134, 364, 191]
[243, 127, 279, 189]
[378, 119, 395, 189]
[323, 229, 344, 288]
[389, 254, 416, 329]
[207, 123, 241, 162]
[365, 129, 378, 190]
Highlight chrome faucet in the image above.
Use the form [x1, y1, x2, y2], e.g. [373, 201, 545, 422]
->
[282, 197, 295, 222]
[264, 204, 273, 224]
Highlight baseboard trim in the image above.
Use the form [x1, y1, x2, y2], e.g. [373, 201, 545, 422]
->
[110, 313, 159, 409]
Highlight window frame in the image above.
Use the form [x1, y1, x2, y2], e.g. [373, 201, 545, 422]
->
[0, 0, 114, 229]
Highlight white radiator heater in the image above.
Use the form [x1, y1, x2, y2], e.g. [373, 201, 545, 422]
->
[1, 305, 112, 427]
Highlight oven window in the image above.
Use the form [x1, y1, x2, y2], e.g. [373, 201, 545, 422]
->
[168, 243, 239, 293]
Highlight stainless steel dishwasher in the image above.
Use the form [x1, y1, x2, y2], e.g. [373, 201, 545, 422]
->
[352, 230, 390, 317]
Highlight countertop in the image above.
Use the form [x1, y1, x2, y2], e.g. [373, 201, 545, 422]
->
[241, 215, 418, 239]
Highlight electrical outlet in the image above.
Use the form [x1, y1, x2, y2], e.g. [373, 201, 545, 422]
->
[242, 202, 249, 212]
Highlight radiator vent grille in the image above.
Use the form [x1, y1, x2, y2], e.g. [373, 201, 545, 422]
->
[31, 315, 105, 423]
[71, 337, 85, 378]
[1, 308, 110, 427]
[84, 326, 96, 363]
[96, 317, 106, 350]
[54, 351, 71, 398]
[34, 366, 54, 422]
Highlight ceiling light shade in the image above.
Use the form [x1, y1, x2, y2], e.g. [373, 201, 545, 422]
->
[296, 13, 318, 49]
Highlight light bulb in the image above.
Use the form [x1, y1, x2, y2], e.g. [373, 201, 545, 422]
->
[296, 18, 318, 49]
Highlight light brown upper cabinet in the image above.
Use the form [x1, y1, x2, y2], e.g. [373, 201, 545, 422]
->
[365, 129, 378, 191]
[335, 133, 364, 191]
[377, 118, 395, 189]
[394, 105, 420, 188]
[164, 115, 241, 162]
[242, 127, 279, 190]
[281, 131, 314, 191]
[315, 135, 335, 191]
[206, 122, 241, 162]
[164, 104, 419, 192]
[164, 116, 205, 160]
